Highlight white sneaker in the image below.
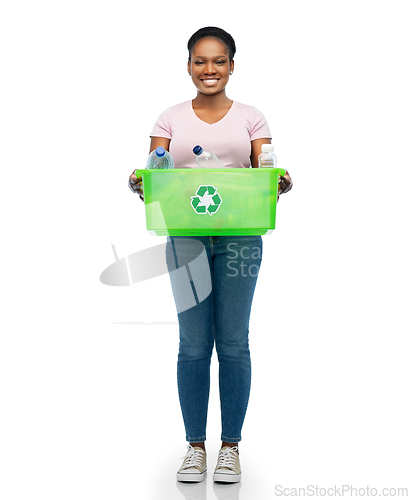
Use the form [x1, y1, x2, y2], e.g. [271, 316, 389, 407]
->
[177, 445, 207, 482]
[213, 446, 241, 483]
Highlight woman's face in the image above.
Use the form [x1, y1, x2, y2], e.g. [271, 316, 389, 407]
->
[188, 37, 234, 96]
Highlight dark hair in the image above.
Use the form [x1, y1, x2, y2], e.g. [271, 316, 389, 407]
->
[187, 27, 236, 61]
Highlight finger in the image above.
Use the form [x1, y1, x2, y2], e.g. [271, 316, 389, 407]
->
[280, 176, 293, 194]
[128, 179, 143, 194]
[129, 173, 142, 182]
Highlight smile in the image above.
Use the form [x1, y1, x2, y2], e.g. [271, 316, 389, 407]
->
[201, 78, 220, 86]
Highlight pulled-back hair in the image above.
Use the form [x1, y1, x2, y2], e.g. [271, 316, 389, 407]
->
[187, 27, 236, 61]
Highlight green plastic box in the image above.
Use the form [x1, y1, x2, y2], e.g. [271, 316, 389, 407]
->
[134, 167, 286, 236]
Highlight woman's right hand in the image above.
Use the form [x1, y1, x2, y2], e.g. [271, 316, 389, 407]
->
[130, 138, 170, 202]
[128, 172, 144, 202]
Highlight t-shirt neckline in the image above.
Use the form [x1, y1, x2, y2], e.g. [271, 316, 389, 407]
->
[190, 100, 235, 125]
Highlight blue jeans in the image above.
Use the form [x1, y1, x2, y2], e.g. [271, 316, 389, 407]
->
[166, 235, 263, 443]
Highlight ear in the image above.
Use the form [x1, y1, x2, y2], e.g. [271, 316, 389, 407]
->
[187, 60, 191, 75]
[230, 59, 234, 74]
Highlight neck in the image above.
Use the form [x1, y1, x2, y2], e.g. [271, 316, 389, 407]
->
[193, 90, 232, 109]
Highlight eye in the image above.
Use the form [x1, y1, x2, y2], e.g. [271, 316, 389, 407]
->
[194, 61, 204, 65]
[216, 60, 227, 65]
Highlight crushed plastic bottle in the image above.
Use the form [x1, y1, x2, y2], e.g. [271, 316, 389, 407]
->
[146, 146, 174, 169]
[258, 144, 277, 168]
[193, 145, 224, 168]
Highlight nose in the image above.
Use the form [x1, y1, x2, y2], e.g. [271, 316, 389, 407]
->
[204, 61, 216, 75]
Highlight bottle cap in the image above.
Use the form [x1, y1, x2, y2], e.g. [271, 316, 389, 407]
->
[193, 145, 203, 156]
[155, 146, 165, 157]
[261, 144, 275, 152]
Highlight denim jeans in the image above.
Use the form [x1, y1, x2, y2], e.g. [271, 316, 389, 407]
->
[166, 235, 263, 443]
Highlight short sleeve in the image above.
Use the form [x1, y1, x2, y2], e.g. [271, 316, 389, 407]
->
[249, 107, 272, 141]
[150, 107, 173, 139]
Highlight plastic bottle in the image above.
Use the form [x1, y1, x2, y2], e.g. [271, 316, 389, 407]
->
[258, 144, 277, 168]
[193, 145, 224, 168]
[146, 146, 174, 169]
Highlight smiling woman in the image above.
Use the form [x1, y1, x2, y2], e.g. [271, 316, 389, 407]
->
[189, 38, 233, 101]
[128, 26, 292, 485]
[187, 28, 235, 126]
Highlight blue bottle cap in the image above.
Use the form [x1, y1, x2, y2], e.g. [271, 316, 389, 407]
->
[193, 145, 203, 156]
[156, 146, 165, 157]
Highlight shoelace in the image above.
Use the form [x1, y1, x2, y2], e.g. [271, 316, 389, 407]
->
[216, 446, 238, 470]
[181, 445, 205, 468]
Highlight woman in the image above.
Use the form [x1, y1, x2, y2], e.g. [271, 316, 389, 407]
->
[129, 27, 292, 483]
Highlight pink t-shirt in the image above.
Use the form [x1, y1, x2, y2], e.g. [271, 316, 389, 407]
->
[150, 100, 272, 168]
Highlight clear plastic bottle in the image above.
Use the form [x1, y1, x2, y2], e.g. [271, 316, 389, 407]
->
[146, 146, 174, 169]
[193, 145, 224, 168]
[258, 144, 277, 168]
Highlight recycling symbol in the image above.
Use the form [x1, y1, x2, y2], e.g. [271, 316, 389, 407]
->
[191, 185, 222, 216]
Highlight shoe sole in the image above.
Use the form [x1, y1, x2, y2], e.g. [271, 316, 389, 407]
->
[213, 472, 241, 483]
[177, 470, 207, 482]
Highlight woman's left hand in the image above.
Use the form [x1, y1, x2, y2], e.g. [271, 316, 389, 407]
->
[278, 170, 293, 200]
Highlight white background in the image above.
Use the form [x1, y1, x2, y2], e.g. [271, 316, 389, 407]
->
[1, 0, 408, 499]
